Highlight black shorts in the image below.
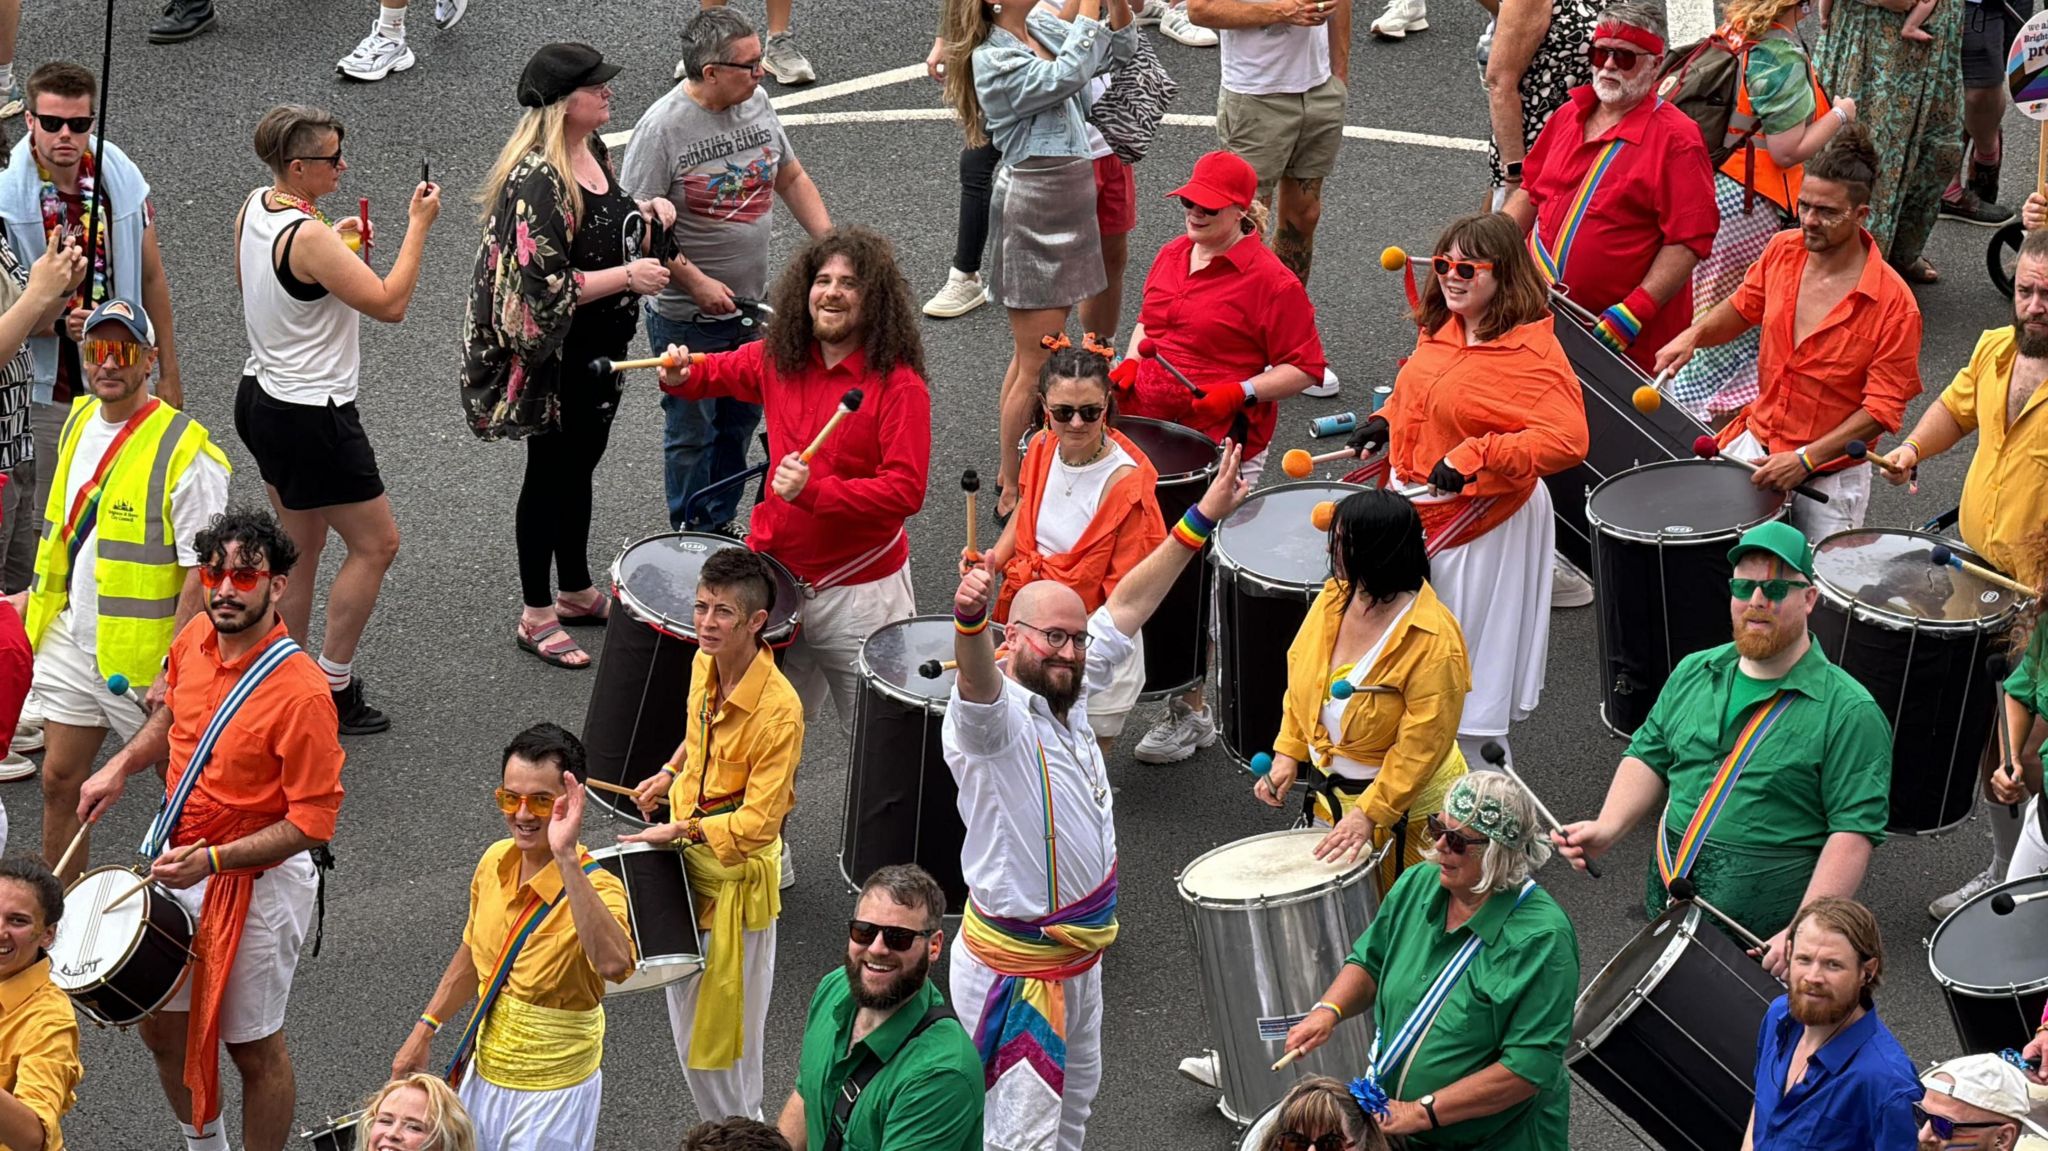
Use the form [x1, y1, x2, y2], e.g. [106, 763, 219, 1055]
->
[233, 374, 385, 510]
[1963, 1, 2008, 90]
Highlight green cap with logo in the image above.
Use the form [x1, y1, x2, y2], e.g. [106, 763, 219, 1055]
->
[1727, 520, 1814, 578]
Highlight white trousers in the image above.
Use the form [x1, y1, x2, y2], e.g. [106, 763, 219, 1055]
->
[2007, 797, 2048, 880]
[950, 945, 1103, 1151]
[459, 1067, 602, 1151]
[783, 564, 916, 731]
[664, 921, 777, 1121]
[1725, 430, 1870, 539]
[1430, 484, 1555, 739]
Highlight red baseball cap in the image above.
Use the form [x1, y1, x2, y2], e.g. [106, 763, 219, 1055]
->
[1168, 150, 1257, 212]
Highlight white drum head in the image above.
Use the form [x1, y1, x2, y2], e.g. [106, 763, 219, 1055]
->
[1179, 829, 1369, 904]
[50, 867, 148, 991]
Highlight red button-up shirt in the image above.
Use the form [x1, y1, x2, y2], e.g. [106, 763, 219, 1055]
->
[1718, 229, 1923, 469]
[1127, 234, 1327, 457]
[1522, 87, 1719, 370]
[684, 340, 932, 587]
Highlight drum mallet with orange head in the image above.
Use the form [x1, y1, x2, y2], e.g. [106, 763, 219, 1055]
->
[1929, 545, 2037, 598]
[1134, 339, 1205, 398]
[1665, 876, 1769, 953]
[590, 350, 708, 376]
[1629, 368, 1675, 415]
[1282, 447, 1360, 479]
[1692, 436, 1833, 506]
[1311, 501, 1337, 532]
[801, 389, 864, 463]
[1480, 741, 1598, 878]
[962, 470, 981, 563]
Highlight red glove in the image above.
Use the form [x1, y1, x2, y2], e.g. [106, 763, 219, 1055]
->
[1187, 379, 1251, 427]
[1108, 357, 1139, 393]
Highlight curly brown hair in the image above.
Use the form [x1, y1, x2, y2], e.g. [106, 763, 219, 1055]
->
[766, 226, 926, 380]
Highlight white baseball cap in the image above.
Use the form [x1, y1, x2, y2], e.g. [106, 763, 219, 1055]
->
[1922, 1054, 2033, 1122]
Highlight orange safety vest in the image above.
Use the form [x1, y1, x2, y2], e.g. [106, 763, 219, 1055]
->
[1717, 23, 1830, 215]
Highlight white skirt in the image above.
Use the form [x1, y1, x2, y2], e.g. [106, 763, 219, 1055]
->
[1430, 483, 1555, 738]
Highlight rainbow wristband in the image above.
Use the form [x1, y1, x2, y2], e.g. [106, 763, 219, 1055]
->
[1903, 436, 1925, 460]
[1314, 999, 1344, 1020]
[1795, 447, 1816, 475]
[419, 1012, 443, 1034]
[954, 606, 990, 636]
[661, 763, 680, 779]
[1172, 506, 1216, 550]
[207, 847, 222, 875]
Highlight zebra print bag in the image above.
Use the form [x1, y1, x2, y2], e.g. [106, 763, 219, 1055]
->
[1088, 29, 1178, 164]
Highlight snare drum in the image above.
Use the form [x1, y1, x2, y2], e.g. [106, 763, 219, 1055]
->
[839, 617, 1003, 908]
[582, 532, 803, 824]
[49, 866, 195, 1026]
[1809, 529, 2019, 835]
[1586, 459, 1785, 735]
[1120, 417, 1220, 699]
[1178, 829, 1386, 1125]
[1569, 902, 1782, 1151]
[1213, 482, 1366, 768]
[588, 842, 704, 994]
[298, 1111, 364, 1151]
[1929, 872, 2048, 1055]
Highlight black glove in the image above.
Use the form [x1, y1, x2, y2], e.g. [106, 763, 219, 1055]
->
[1427, 458, 1471, 494]
[1346, 414, 1391, 456]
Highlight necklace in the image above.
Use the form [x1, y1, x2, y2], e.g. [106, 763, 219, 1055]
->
[1042, 706, 1108, 807]
[269, 187, 327, 224]
[1057, 440, 1110, 497]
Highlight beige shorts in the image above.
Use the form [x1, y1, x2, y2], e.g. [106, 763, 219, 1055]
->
[31, 614, 147, 740]
[1216, 74, 1348, 193]
[163, 851, 318, 1043]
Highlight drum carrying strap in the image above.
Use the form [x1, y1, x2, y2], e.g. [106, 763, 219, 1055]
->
[443, 853, 603, 1088]
[138, 635, 303, 858]
[1655, 690, 1795, 885]
[824, 1001, 959, 1151]
[1365, 878, 1537, 1092]
[1528, 128, 1638, 284]
[806, 528, 908, 596]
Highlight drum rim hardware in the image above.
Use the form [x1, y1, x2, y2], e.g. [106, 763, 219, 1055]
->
[1812, 529, 2019, 634]
[1584, 458, 1786, 545]
[1118, 415, 1223, 485]
[587, 841, 706, 991]
[1928, 874, 2048, 998]
[857, 617, 1007, 714]
[51, 864, 196, 1026]
[610, 530, 804, 645]
[1176, 829, 1391, 912]
[1211, 480, 1369, 599]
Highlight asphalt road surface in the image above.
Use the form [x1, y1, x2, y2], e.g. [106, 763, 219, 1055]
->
[6, 0, 2029, 1146]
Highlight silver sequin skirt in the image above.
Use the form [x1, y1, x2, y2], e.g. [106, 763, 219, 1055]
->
[988, 155, 1105, 311]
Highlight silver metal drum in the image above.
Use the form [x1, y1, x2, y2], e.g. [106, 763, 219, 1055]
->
[1237, 1101, 1280, 1150]
[1178, 828, 1386, 1125]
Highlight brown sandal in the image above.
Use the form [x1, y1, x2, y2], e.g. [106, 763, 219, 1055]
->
[516, 620, 591, 669]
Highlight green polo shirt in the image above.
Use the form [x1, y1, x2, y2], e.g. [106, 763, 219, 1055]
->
[1344, 864, 1578, 1151]
[794, 967, 984, 1151]
[2007, 626, 2048, 719]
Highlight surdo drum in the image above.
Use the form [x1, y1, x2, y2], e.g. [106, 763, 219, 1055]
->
[1118, 417, 1220, 700]
[1929, 872, 2048, 1055]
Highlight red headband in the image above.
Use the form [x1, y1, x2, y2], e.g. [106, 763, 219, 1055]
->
[1594, 21, 1665, 55]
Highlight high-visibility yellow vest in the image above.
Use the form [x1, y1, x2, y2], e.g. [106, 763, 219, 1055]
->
[25, 397, 230, 683]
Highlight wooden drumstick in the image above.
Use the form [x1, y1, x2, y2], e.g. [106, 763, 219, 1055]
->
[358, 197, 371, 264]
[962, 470, 981, 560]
[1271, 1048, 1304, 1072]
[1930, 545, 2037, 598]
[1842, 440, 1906, 476]
[801, 389, 865, 464]
[918, 658, 959, 679]
[107, 839, 208, 912]
[1281, 448, 1359, 479]
[585, 777, 670, 804]
[591, 351, 708, 375]
[53, 822, 93, 878]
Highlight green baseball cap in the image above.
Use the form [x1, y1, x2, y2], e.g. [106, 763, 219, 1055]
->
[1727, 520, 1815, 578]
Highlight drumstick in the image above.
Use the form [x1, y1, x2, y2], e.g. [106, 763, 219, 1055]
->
[1479, 742, 1599, 878]
[358, 197, 371, 264]
[1842, 439, 1906, 476]
[1629, 368, 1675, 415]
[1664, 876, 1770, 954]
[1991, 888, 2048, 914]
[589, 351, 709, 376]
[1281, 447, 1359, 479]
[1134, 339, 1205, 399]
[801, 389, 864, 463]
[918, 658, 958, 679]
[1991, 653, 2022, 818]
[584, 777, 669, 804]
[1691, 436, 1832, 506]
[53, 821, 93, 877]
[1929, 545, 2037, 597]
[106, 839, 208, 912]
[1271, 1048, 1305, 1072]
[962, 470, 980, 561]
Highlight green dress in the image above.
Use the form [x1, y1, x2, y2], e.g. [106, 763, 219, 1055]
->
[1345, 863, 1579, 1150]
[1813, 0, 1964, 267]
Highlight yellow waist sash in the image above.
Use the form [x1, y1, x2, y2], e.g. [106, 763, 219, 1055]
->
[680, 836, 781, 1071]
[475, 995, 603, 1091]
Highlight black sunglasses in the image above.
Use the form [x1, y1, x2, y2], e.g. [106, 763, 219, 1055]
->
[1427, 813, 1488, 855]
[1177, 196, 1221, 215]
[1912, 1102, 2006, 1140]
[32, 113, 93, 135]
[849, 919, 936, 951]
[289, 152, 344, 166]
[1047, 403, 1105, 425]
[1274, 1133, 1347, 1151]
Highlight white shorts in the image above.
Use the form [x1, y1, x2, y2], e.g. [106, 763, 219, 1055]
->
[461, 1066, 601, 1151]
[162, 850, 317, 1043]
[782, 563, 917, 729]
[1725, 430, 1870, 539]
[31, 613, 146, 739]
[1089, 630, 1146, 739]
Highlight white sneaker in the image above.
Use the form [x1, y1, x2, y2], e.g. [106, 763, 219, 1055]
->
[9, 724, 41, 755]
[763, 31, 817, 85]
[1370, 0, 1429, 38]
[1134, 698, 1217, 764]
[1930, 864, 1999, 920]
[1159, 3, 1219, 46]
[923, 269, 990, 319]
[337, 28, 416, 81]
[1137, 0, 1169, 23]
[1551, 557, 1594, 608]
[0, 752, 33, 782]
[1303, 366, 1340, 398]
[1177, 1051, 1220, 1089]
[433, 0, 466, 29]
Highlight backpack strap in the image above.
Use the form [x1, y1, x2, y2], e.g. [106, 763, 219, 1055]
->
[823, 1002, 960, 1151]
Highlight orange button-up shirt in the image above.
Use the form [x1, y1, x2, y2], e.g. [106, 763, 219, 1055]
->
[0, 959, 79, 1151]
[164, 615, 345, 841]
[1720, 229, 1923, 467]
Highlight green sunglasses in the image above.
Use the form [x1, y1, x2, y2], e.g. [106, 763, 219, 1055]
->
[1730, 577, 1811, 602]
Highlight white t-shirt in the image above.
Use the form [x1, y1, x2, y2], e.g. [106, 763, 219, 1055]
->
[60, 408, 229, 651]
[1220, 20, 1330, 96]
[1034, 441, 1135, 555]
[1317, 592, 1415, 779]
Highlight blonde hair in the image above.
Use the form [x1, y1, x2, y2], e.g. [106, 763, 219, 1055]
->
[939, 0, 995, 148]
[1722, 0, 1803, 41]
[356, 1076, 478, 1151]
[476, 102, 584, 225]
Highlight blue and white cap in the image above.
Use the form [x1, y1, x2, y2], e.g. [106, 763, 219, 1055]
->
[81, 297, 155, 346]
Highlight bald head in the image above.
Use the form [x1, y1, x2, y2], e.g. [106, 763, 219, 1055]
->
[1010, 580, 1086, 631]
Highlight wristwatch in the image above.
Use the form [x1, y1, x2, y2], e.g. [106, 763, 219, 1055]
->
[1418, 1094, 1441, 1130]
[1503, 160, 1524, 182]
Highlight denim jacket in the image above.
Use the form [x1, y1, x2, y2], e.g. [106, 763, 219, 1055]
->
[973, 8, 1135, 166]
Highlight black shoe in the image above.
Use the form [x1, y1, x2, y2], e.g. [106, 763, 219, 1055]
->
[148, 0, 216, 43]
[1940, 188, 2015, 228]
[332, 677, 390, 735]
[1970, 159, 2001, 207]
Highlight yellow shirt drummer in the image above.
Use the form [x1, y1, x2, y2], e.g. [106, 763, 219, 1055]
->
[0, 861, 82, 1151]
[1257, 489, 1472, 886]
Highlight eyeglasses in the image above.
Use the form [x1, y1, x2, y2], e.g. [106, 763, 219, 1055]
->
[1177, 196, 1219, 215]
[1588, 44, 1649, 70]
[1729, 577, 1810, 602]
[1432, 256, 1494, 280]
[495, 788, 558, 818]
[1274, 1133, 1348, 1151]
[1427, 813, 1489, 854]
[1911, 1103, 2006, 1141]
[711, 57, 766, 75]
[32, 113, 93, 135]
[1047, 404, 1105, 425]
[848, 919, 936, 951]
[83, 339, 144, 368]
[1010, 620, 1093, 654]
[289, 151, 344, 166]
[198, 566, 273, 591]
[1794, 199, 1850, 225]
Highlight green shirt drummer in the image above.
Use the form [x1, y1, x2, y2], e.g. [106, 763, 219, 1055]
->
[1280, 773, 1579, 1150]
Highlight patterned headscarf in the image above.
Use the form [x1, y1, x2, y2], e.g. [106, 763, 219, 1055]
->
[1445, 774, 1530, 852]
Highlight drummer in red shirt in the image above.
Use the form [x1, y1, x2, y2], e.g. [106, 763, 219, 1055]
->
[659, 226, 933, 732]
[1654, 125, 1921, 538]
[1115, 148, 1326, 766]
[1501, 2, 1718, 373]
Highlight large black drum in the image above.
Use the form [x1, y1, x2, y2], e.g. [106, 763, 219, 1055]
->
[582, 532, 804, 824]
[1587, 459, 1786, 735]
[1570, 902, 1782, 1151]
[1120, 417, 1220, 700]
[1809, 529, 2019, 835]
[1929, 872, 2048, 1055]
[840, 616, 1002, 908]
[1212, 482, 1365, 769]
